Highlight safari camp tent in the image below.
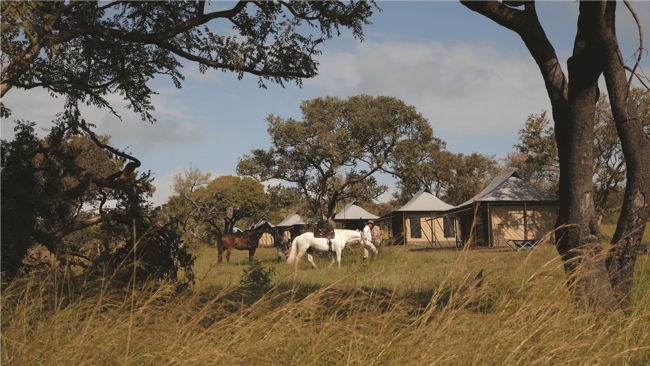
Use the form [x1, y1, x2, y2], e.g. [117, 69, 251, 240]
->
[390, 190, 455, 246]
[275, 212, 307, 243]
[334, 202, 379, 230]
[448, 169, 559, 247]
[250, 220, 276, 247]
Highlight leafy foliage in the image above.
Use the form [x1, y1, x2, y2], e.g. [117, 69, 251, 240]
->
[1, 116, 193, 282]
[239, 261, 275, 297]
[505, 89, 650, 221]
[393, 145, 499, 206]
[162, 169, 282, 248]
[504, 111, 559, 193]
[1, 1, 375, 120]
[237, 95, 434, 219]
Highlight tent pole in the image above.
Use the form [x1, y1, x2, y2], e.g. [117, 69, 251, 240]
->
[402, 212, 408, 245]
[524, 202, 528, 240]
[487, 202, 493, 247]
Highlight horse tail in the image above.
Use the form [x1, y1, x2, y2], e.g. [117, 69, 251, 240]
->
[286, 237, 299, 265]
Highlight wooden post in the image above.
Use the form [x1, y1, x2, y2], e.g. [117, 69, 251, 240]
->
[487, 203, 493, 247]
[523, 202, 528, 240]
[402, 212, 406, 246]
[473, 202, 477, 247]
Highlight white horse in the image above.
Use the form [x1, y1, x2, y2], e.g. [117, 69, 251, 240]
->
[287, 229, 376, 270]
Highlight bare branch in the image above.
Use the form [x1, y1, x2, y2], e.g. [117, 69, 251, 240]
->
[624, 65, 650, 90]
[623, 0, 644, 92]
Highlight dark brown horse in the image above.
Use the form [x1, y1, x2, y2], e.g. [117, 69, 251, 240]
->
[217, 227, 266, 263]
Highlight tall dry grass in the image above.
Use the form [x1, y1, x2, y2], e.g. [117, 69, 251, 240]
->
[2, 245, 649, 365]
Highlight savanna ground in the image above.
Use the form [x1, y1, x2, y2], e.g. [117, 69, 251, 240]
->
[2, 226, 649, 365]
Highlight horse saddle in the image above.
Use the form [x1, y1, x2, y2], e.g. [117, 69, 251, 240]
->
[314, 229, 335, 239]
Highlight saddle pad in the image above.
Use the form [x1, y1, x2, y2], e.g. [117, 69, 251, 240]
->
[314, 230, 335, 239]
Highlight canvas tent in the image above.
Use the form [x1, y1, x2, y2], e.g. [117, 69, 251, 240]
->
[390, 190, 455, 246]
[334, 202, 379, 230]
[275, 212, 307, 244]
[276, 212, 307, 227]
[250, 220, 276, 247]
[448, 169, 559, 247]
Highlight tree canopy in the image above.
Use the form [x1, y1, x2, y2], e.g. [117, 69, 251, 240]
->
[1, 1, 375, 281]
[237, 95, 434, 220]
[1, 1, 375, 120]
[505, 89, 650, 221]
[1, 115, 193, 281]
[170, 171, 269, 236]
[393, 143, 499, 206]
[162, 168, 301, 248]
[504, 111, 559, 194]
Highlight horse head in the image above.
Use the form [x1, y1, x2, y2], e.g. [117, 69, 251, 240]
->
[244, 226, 267, 248]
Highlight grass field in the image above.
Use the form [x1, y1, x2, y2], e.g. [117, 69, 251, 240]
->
[3, 241, 649, 365]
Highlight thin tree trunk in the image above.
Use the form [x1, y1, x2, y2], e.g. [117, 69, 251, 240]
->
[597, 1, 650, 305]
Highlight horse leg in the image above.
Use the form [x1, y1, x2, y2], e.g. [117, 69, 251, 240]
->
[277, 245, 289, 262]
[276, 246, 283, 262]
[306, 253, 318, 269]
[249, 247, 257, 263]
[294, 246, 308, 271]
[218, 246, 223, 263]
[362, 247, 369, 261]
[328, 253, 336, 268]
[226, 248, 232, 263]
[336, 248, 342, 268]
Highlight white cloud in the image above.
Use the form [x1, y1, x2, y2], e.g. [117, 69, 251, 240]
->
[150, 166, 185, 206]
[1, 86, 202, 154]
[306, 40, 551, 150]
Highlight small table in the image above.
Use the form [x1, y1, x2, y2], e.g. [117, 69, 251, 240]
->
[505, 238, 541, 251]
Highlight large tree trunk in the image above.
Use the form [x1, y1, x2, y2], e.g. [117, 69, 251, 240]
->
[552, 2, 615, 308]
[597, 1, 650, 305]
[460, 0, 648, 308]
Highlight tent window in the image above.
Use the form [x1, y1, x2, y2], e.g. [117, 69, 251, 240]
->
[443, 217, 455, 238]
[410, 218, 422, 238]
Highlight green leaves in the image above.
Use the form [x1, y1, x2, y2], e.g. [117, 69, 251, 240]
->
[238, 95, 431, 219]
[505, 88, 650, 221]
[505, 111, 559, 194]
[1, 1, 375, 122]
[1, 118, 155, 279]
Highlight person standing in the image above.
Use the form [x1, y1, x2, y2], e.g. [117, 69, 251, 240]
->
[362, 220, 378, 261]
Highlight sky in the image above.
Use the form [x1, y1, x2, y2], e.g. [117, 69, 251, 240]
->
[2, 1, 649, 206]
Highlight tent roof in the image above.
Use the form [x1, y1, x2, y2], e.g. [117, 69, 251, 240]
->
[276, 212, 307, 227]
[250, 220, 275, 230]
[455, 169, 559, 209]
[396, 190, 454, 212]
[334, 202, 379, 220]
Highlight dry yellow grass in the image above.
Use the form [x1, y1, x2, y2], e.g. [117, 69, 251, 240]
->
[3, 243, 649, 365]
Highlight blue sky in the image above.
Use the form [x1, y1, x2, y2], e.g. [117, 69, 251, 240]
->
[3, 1, 649, 205]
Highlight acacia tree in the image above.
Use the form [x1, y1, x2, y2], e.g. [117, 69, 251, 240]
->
[1, 1, 375, 279]
[1, 1, 374, 118]
[237, 95, 434, 220]
[1, 114, 195, 281]
[462, 0, 649, 307]
[167, 170, 270, 243]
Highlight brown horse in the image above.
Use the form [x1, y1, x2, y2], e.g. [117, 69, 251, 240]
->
[217, 227, 266, 263]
